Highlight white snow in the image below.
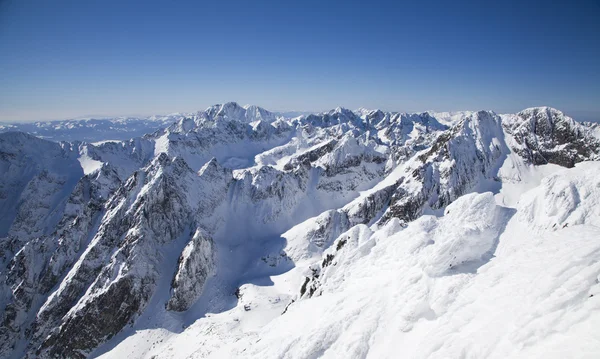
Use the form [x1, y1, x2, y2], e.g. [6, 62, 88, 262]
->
[5, 104, 600, 359]
[91, 140, 124, 146]
[96, 163, 600, 359]
[517, 161, 600, 230]
[77, 152, 104, 175]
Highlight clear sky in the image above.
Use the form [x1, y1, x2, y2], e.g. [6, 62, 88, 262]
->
[0, 0, 599, 122]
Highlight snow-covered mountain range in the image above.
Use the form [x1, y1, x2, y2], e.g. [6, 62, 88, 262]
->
[1, 103, 599, 358]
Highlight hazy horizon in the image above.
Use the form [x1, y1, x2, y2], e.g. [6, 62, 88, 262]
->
[0, 104, 599, 124]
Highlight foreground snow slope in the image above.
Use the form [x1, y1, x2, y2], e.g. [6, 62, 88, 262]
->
[237, 167, 600, 358]
[104, 164, 600, 359]
[1, 104, 600, 358]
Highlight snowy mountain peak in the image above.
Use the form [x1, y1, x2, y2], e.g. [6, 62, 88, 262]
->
[328, 106, 358, 120]
[503, 106, 600, 167]
[200, 102, 278, 124]
[518, 105, 565, 117]
[331, 106, 354, 115]
[212, 101, 245, 119]
[197, 157, 232, 180]
[510, 106, 576, 130]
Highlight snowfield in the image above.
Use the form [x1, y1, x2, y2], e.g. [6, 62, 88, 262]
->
[99, 164, 600, 359]
[1, 103, 600, 359]
[242, 178, 600, 359]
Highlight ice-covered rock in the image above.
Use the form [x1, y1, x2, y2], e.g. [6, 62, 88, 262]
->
[167, 229, 215, 312]
[517, 161, 600, 230]
[422, 192, 509, 276]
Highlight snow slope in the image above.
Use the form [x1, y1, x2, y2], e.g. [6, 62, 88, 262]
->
[1, 103, 600, 359]
[102, 164, 600, 359]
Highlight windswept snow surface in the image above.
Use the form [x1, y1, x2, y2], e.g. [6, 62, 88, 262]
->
[98, 164, 600, 359]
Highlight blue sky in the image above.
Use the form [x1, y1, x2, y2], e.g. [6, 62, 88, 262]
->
[0, 0, 598, 122]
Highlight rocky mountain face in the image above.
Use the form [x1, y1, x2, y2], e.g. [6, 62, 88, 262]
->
[0, 133, 84, 267]
[0, 103, 598, 358]
[502, 107, 600, 167]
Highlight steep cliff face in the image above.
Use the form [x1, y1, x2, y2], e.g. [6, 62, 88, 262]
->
[32, 154, 220, 358]
[166, 229, 215, 312]
[0, 164, 121, 357]
[1, 104, 599, 359]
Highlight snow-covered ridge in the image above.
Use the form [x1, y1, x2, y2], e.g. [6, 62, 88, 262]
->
[231, 170, 600, 358]
[1, 104, 600, 358]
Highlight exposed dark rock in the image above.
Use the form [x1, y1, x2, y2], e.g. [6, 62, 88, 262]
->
[504, 107, 600, 168]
